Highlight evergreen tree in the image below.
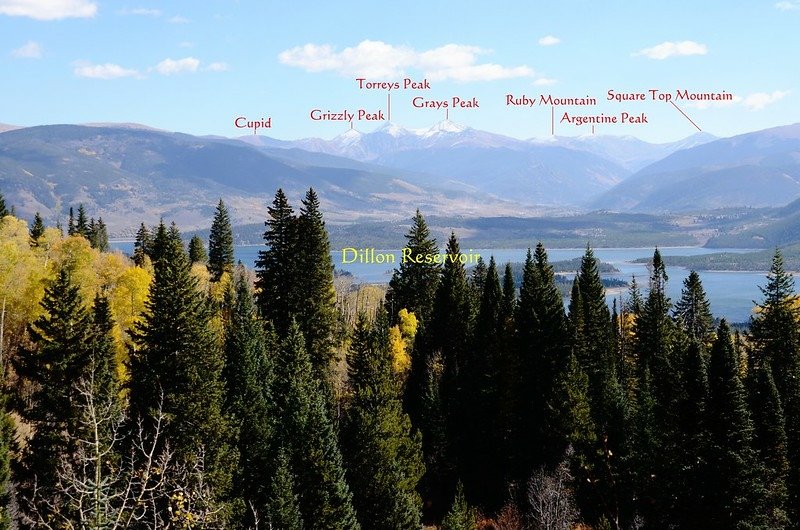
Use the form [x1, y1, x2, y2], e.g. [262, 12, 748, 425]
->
[0, 192, 7, 218]
[208, 199, 234, 281]
[67, 206, 75, 236]
[461, 257, 505, 509]
[343, 311, 424, 530]
[255, 189, 299, 336]
[440, 482, 476, 530]
[749, 249, 800, 523]
[513, 245, 575, 480]
[223, 271, 276, 525]
[274, 323, 359, 530]
[89, 217, 109, 251]
[705, 321, 764, 528]
[428, 233, 473, 502]
[748, 363, 790, 527]
[128, 223, 236, 521]
[674, 270, 714, 343]
[13, 268, 93, 499]
[75, 204, 89, 238]
[295, 188, 339, 378]
[0, 381, 13, 529]
[189, 234, 208, 264]
[268, 449, 304, 530]
[385, 209, 440, 325]
[29, 212, 45, 247]
[133, 223, 152, 266]
[468, 256, 487, 311]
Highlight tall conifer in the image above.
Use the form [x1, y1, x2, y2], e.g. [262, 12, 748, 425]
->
[208, 199, 234, 281]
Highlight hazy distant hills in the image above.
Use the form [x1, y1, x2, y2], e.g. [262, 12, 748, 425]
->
[0, 124, 523, 235]
[592, 124, 800, 212]
[2, 120, 800, 237]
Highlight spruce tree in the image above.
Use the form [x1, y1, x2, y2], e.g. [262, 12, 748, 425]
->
[268, 449, 304, 530]
[749, 249, 800, 522]
[223, 271, 276, 525]
[440, 482, 476, 530]
[748, 363, 789, 527]
[295, 188, 339, 378]
[76, 204, 89, 238]
[461, 257, 505, 509]
[67, 206, 75, 236]
[429, 233, 473, 503]
[343, 311, 424, 530]
[255, 189, 299, 336]
[386, 209, 440, 325]
[274, 323, 359, 530]
[0, 383, 13, 529]
[189, 235, 208, 264]
[13, 268, 93, 499]
[674, 270, 714, 343]
[705, 321, 764, 528]
[133, 223, 152, 266]
[128, 223, 236, 520]
[0, 192, 7, 218]
[29, 212, 45, 247]
[208, 199, 234, 281]
[89, 217, 109, 251]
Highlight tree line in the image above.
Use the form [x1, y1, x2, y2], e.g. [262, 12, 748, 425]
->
[1, 189, 800, 529]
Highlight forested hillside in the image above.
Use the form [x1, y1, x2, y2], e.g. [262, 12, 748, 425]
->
[1, 189, 800, 529]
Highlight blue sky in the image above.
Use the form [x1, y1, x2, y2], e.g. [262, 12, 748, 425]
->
[1, 0, 798, 142]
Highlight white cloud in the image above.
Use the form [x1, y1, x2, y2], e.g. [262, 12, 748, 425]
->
[742, 90, 790, 110]
[168, 15, 188, 24]
[279, 40, 534, 82]
[633, 40, 707, 60]
[687, 90, 789, 111]
[154, 56, 200, 75]
[0, 0, 96, 20]
[119, 7, 161, 16]
[74, 61, 139, 79]
[775, 1, 800, 10]
[533, 77, 558, 86]
[205, 62, 229, 72]
[11, 40, 42, 58]
[538, 35, 560, 46]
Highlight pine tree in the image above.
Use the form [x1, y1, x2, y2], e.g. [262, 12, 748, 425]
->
[749, 249, 800, 522]
[76, 204, 89, 238]
[13, 268, 93, 499]
[274, 322, 359, 530]
[705, 320, 764, 528]
[255, 189, 299, 336]
[128, 223, 236, 521]
[674, 270, 714, 343]
[223, 271, 276, 524]
[268, 449, 304, 530]
[461, 257, 505, 509]
[386, 209, 440, 325]
[441, 482, 476, 530]
[747, 363, 790, 527]
[67, 206, 75, 236]
[295, 188, 339, 378]
[343, 311, 424, 530]
[0, 192, 8, 218]
[208, 199, 234, 281]
[0, 383, 13, 529]
[189, 235, 208, 264]
[89, 217, 109, 251]
[133, 223, 152, 266]
[429, 233, 473, 512]
[29, 212, 45, 247]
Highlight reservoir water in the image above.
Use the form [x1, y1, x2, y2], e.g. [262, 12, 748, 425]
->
[111, 243, 769, 324]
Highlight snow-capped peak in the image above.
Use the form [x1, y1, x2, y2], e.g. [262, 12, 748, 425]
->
[418, 119, 469, 137]
[374, 121, 411, 137]
[333, 128, 363, 146]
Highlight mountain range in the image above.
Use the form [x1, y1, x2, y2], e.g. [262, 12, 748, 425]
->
[1, 120, 799, 236]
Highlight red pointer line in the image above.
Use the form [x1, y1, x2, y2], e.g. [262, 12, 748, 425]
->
[670, 101, 702, 132]
[551, 106, 554, 135]
[387, 93, 391, 121]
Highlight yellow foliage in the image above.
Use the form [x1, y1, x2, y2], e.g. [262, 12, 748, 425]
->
[389, 325, 411, 376]
[398, 308, 418, 341]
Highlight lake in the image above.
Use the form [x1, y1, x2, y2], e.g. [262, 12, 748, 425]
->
[110, 242, 769, 324]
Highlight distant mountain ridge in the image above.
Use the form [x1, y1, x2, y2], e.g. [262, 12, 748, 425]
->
[592, 123, 800, 212]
